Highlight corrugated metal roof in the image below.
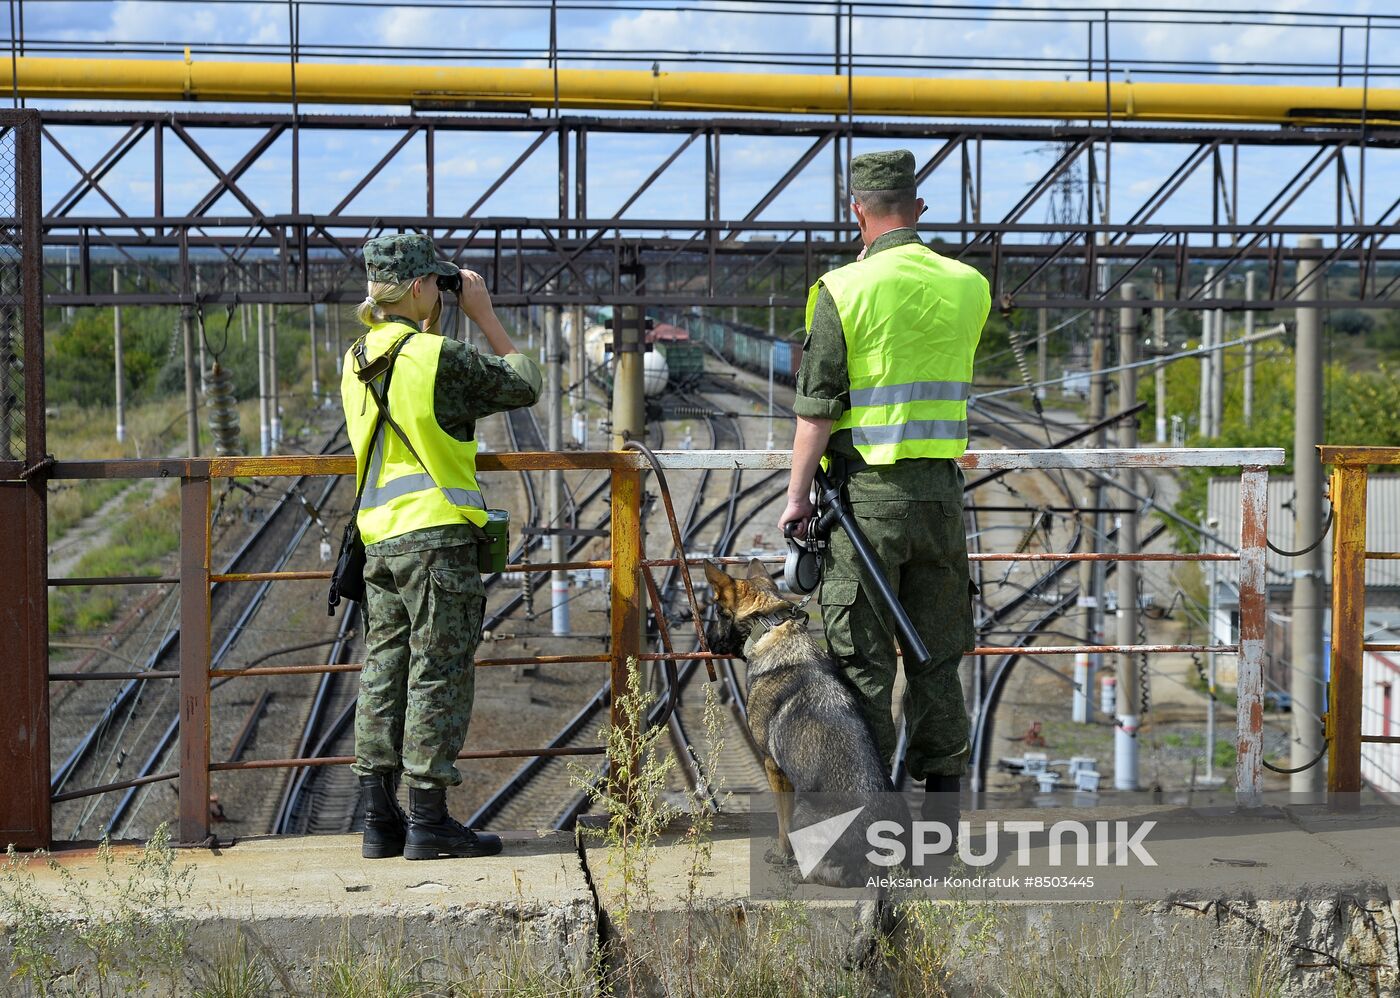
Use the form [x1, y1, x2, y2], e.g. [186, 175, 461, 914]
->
[1209, 475, 1400, 589]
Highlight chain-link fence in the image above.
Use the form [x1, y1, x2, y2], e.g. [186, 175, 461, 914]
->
[0, 124, 21, 462]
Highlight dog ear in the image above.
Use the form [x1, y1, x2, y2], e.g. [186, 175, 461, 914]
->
[745, 558, 773, 583]
[703, 560, 736, 605]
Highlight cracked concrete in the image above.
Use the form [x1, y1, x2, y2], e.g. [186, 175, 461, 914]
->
[3, 806, 1400, 995]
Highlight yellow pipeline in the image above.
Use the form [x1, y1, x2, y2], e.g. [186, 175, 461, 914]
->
[5, 55, 1400, 126]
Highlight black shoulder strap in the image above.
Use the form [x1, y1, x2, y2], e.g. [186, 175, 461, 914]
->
[348, 332, 416, 511]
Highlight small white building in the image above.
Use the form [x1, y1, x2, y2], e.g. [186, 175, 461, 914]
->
[1362, 648, 1400, 793]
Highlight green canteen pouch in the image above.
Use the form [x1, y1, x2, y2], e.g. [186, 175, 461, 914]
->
[479, 508, 510, 574]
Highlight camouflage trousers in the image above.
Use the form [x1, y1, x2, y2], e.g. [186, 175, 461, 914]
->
[818, 494, 976, 781]
[352, 542, 486, 790]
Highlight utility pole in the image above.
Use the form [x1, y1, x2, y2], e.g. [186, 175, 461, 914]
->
[1115, 284, 1140, 791]
[113, 267, 125, 444]
[194, 267, 207, 392]
[1243, 270, 1256, 427]
[767, 297, 776, 449]
[611, 304, 645, 449]
[64, 246, 74, 323]
[257, 302, 271, 456]
[572, 304, 587, 447]
[309, 304, 319, 403]
[269, 304, 281, 447]
[332, 306, 342, 376]
[239, 276, 249, 347]
[1198, 266, 1215, 438]
[1036, 307, 1048, 399]
[1153, 268, 1167, 444]
[612, 256, 647, 450]
[1081, 286, 1109, 722]
[546, 304, 571, 636]
[1088, 309, 1107, 443]
[181, 305, 200, 458]
[1291, 235, 1326, 796]
[1211, 280, 1225, 439]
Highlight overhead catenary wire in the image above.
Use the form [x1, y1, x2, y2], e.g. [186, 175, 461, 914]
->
[972, 323, 1288, 402]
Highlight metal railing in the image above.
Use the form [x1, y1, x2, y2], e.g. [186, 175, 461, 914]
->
[40, 445, 1284, 846]
[1321, 445, 1400, 794]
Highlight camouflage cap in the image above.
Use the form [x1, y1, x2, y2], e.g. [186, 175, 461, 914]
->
[850, 149, 916, 193]
[363, 234, 459, 284]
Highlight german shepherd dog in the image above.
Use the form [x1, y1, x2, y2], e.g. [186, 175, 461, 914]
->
[703, 559, 907, 890]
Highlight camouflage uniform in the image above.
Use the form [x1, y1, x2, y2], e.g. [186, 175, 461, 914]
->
[348, 235, 542, 791]
[796, 227, 979, 781]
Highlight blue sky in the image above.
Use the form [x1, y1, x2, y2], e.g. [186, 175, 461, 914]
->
[11, 1, 1400, 243]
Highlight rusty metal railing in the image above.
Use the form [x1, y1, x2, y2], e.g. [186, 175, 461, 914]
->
[40, 445, 1284, 846]
[1320, 445, 1400, 794]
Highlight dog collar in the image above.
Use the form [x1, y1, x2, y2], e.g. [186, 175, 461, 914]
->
[741, 605, 810, 659]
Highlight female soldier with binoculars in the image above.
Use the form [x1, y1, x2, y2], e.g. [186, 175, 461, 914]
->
[340, 234, 541, 861]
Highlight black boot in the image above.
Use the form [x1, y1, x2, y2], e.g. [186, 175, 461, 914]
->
[359, 772, 408, 859]
[404, 787, 503, 861]
[919, 774, 962, 864]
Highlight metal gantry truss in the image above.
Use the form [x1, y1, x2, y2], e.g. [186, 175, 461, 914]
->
[34, 110, 1400, 311]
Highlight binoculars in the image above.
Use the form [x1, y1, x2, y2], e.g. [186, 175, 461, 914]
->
[436, 271, 463, 296]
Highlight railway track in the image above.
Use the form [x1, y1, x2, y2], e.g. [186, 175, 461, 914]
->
[270, 352, 1159, 835]
[50, 427, 353, 840]
[471, 373, 787, 830]
[107, 450, 355, 838]
[468, 346, 1157, 833]
[714, 363, 1100, 799]
[661, 384, 781, 803]
[279, 403, 613, 836]
[963, 396, 1172, 796]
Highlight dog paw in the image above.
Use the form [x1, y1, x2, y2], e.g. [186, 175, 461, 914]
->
[764, 844, 797, 869]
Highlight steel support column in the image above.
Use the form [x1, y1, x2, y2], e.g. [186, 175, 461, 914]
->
[608, 466, 644, 798]
[1326, 462, 1367, 796]
[178, 475, 213, 845]
[0, 110, 48, 851]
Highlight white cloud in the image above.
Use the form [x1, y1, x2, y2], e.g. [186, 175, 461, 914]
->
[374, 7, 435, 50]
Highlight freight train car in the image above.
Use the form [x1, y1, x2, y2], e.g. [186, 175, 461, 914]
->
[677, 312, 804, 385]
[656, 341, 705, 387]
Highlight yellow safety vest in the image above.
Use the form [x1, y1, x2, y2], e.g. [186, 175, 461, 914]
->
[341, 321, 488, 545]
[808, 241, 988, 465]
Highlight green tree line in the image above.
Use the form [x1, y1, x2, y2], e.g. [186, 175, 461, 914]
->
[42, 303, 339, 410]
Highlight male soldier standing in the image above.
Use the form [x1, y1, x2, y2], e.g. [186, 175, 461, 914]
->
[343, 234, 541, 860]
[777, 150, 988, 830]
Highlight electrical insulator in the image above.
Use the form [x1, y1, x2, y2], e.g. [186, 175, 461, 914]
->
[1007, 324, 1044, 417]
[205, 361, 242, 456]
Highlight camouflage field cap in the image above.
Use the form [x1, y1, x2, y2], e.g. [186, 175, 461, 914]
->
[363, 234, 460, 284]
[850, 149, 916, 193]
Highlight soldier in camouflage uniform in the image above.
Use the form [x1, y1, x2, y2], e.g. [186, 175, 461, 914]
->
[344, 234, 541, 860]
[778, 151, 988, 830]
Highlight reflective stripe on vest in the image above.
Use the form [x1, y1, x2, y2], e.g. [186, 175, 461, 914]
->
[848, 380, 970, 408]
[850, 418, 968, 447]
[359, 425, 487, 511]
[810, 240, 988, 465]
[342, 322, 489, 545]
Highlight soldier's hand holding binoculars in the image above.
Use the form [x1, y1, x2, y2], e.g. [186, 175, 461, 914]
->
[445, 269, 494, 326]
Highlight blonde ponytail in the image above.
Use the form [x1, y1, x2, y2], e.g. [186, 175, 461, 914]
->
[354, 277, 416, 328]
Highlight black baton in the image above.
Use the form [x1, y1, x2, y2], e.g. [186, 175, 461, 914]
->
[814, 468, 933, 668]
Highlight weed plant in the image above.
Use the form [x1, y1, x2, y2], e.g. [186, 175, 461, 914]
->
[0, 824, 192, 997]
